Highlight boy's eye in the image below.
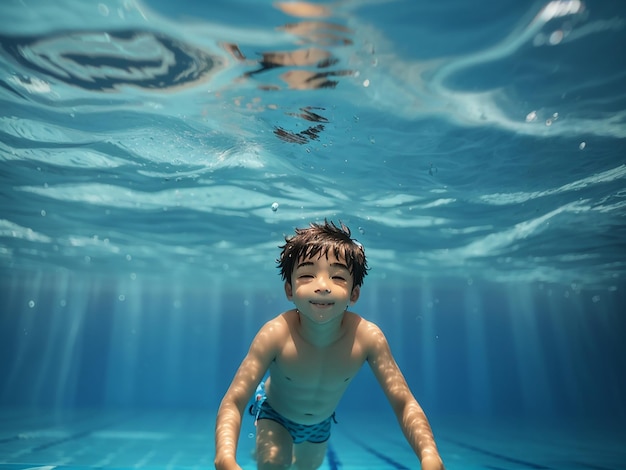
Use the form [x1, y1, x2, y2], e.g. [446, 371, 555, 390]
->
[299, 274, 314, 279]
[332, 276, 346, 280]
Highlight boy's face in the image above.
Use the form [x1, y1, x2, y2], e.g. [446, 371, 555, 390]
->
[284, 251, 360, 325]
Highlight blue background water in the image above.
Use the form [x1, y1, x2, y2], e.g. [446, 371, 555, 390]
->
[1, 0, 625, 467]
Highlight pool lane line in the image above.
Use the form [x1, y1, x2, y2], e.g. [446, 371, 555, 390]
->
[20, 412, 142, 454]
[341, 433, 410, 470]
[326, 441, 342, 469]
[443, 439, 552, 469]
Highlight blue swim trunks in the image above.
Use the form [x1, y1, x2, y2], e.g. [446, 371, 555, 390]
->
[248, 381, 336, 444]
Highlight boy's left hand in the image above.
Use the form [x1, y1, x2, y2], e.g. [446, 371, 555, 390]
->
[421, 454, 445, 470]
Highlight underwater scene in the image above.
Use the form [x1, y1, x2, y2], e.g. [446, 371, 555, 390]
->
[0, 0, 625, 468]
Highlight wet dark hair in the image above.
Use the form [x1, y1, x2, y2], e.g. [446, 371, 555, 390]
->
[277, 220, 368, 288]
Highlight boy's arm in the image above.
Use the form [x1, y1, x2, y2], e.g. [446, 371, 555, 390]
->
[214, 321, 280, 470]
[365, 322, 444, 470]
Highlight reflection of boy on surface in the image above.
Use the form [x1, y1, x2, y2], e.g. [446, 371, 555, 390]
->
[215, 221, 444, 470]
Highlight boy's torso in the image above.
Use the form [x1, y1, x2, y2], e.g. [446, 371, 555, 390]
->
[265, 310, 370, 425]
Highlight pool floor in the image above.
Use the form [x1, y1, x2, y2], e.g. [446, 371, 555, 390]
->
[0, 408, 623, 469]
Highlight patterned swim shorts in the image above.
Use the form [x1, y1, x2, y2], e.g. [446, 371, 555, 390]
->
[249, 381, 336, 444]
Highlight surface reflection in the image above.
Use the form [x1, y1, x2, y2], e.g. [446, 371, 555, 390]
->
[0, 30, 222, 92]
[222, 1, 355, 144]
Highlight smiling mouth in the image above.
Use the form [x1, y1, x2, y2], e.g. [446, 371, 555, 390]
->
[310, 301, 334, 306]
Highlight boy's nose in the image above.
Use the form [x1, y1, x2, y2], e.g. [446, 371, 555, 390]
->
[315, 278, 331, 293]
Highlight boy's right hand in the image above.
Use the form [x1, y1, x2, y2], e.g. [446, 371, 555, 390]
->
[214, 457, 242, 470]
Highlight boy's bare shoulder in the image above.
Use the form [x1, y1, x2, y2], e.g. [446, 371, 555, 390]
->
[259, 310, 296, 337]
[248, 311, 294, 355]
[345, 312, 383, 338]
[349, 313, 387, 347]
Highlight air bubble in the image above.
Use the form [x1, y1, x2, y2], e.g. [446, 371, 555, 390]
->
[28, 300, 35, 308]
[271, 202, 279, 212]
[579, 142, 586, 150]
[549, 30, 563, 45]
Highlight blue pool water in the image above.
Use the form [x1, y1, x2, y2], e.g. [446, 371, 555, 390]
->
[1, 0, 625, 468]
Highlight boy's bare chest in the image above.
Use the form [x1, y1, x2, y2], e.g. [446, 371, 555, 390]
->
[274, 333, 366, 384]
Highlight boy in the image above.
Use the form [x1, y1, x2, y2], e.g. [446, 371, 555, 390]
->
[214, 221, 444, 470]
